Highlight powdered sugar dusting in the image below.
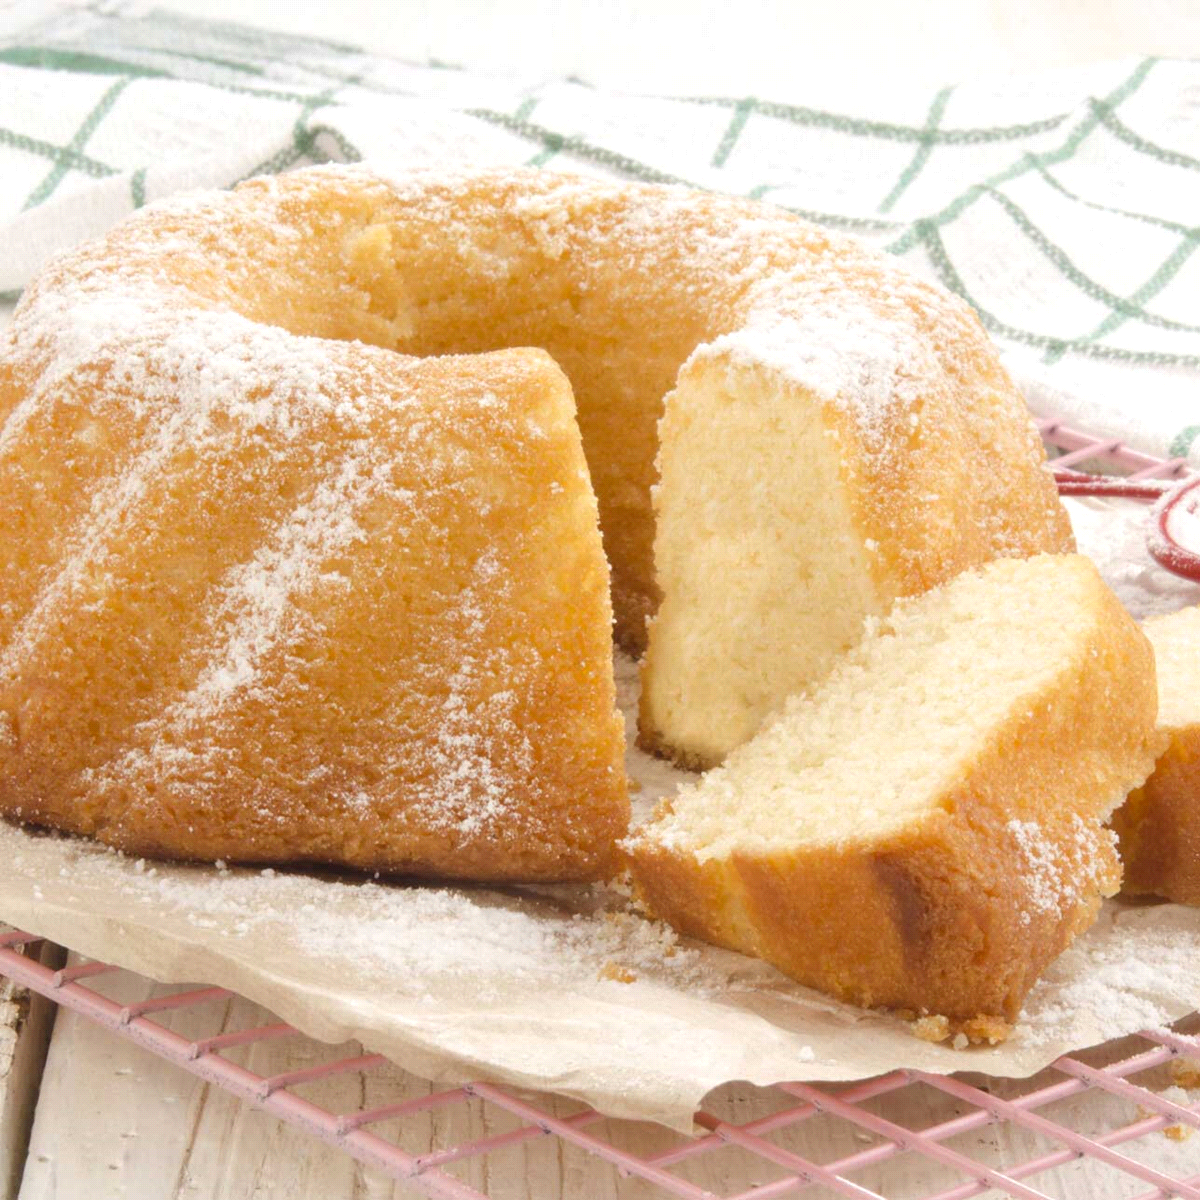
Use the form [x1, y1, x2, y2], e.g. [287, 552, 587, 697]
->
[1008, 815, 1116, 926]
[697, 299, 929, 451]
[5, 833, 717, 1004]
[175, 457, 387, 718]
[1018, 906, 1200, 1051]
[361, 160, 976, 459]
[388, 547, 538, 842]
[0, 170, 636, 869]
[1067, 496, 1200, 619]
[2, 163, 1199, 1093]
[1166, 491, 1200, 555]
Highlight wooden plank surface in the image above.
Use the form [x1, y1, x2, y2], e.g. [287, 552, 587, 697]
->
[0, 934, 61, 1200]
[9, 956, 1198, 1199]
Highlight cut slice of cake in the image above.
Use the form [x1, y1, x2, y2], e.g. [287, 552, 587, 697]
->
[1112, 605, 1200, 905]
[639, 301, 1074, 771]
[628, 554, 1163, 1025]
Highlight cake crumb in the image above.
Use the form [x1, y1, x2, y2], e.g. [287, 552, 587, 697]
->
[1138, 1085, 1197, 1140]
[1171, 1058, 1200, 1089]
[912, 1014, 950, 1043]
[908, 1011, 1011, 1046]
[0, 712, 14, 749]
[599, 962, 637, 984]
[962, 1015, 1013, 1045]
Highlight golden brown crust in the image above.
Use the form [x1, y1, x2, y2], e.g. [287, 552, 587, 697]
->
[634, 722, 710, 774]
[10, 166, 1069, 661]
[635, 260, 1073, 770]
[629, 569, 1163, 1022]
[1113, 728, 1200, 905]
[1111, 606, 1200, 905]
[1, 327, 628, 881]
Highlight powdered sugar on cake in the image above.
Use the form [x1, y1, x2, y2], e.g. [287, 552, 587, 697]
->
[173, 456, 385, 718]
[696, 300, 930, 450]
[0, 183, 615, 855]
[1008, 815, 1117, 926]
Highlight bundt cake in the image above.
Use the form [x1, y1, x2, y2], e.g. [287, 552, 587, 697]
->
[627, 555, 1163, 1025]
[0, 164, 1074, 876]
[1112, 605, 1200, 905]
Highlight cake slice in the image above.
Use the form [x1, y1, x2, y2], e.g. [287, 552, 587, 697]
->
[628, 554, 1163, 1025]
[1112, 605, 1200, 905]
[639, 303, 1074, 770]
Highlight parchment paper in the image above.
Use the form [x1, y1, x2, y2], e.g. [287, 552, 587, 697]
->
[3, 821, 1200, 1130]
[1, 497, 1199, 1130]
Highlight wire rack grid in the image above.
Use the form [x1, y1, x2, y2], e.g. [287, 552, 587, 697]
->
[1, 420, 1198, 1200]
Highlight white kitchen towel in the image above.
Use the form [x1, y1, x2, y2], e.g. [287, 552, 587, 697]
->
[0, 3, 1197, 464]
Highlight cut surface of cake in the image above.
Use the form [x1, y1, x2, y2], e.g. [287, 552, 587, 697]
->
[640, 297, 1074, 767]
[628, 554, 1163, 1024]
[1112, 605, 1200, 905]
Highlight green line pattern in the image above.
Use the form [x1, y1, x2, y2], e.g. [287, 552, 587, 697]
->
[686, 92, 1066, 145]
[886, 57, 1159, 256]
[913, 218, 1200, 367]
[879, 86, 952, 213]
[0, 124, 117, 179]
[1030, 156, 1200, 237]
[983, 187, 1200, 335]
[1091, 100, 1200, 170]
[1, 10, 1198, 462]
[22, 76, 132, 209]
[1170, 426, 1200, 458]
[1045, 230, 1200, 363]
[712, 97, 755, 168]
[470, 108, 897, 231]
[0, 46, 167, 76]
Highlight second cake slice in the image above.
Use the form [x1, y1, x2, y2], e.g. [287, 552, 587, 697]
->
[628, 554, 1163, 1026]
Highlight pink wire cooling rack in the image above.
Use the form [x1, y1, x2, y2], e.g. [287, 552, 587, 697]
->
[1038, 416, 1200, 582]
[1, 419, 1198, 1200]
[2, 931, 1199, 1200]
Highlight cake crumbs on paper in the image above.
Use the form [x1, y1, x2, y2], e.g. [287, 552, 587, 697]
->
[962, 1014, 1013, 1045]
[1171, 1056, 1200, 1094]
[1171, 1058, 1200, 1089]
[909, 1011, 1012, 1047]
[1137, 1086, 1197, 1141]
[600, 962, 637, 984]
[911, 1014, 951, 1043]
[3, 824, 722, 1006]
